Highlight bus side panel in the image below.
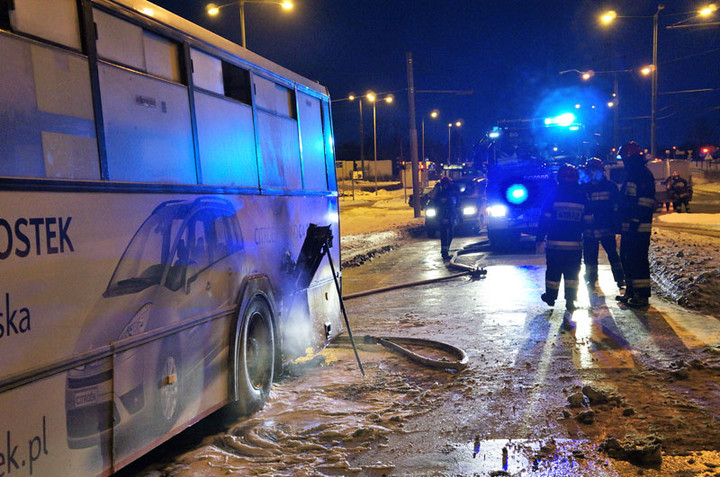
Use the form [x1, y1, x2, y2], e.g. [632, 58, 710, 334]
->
[0, 190, 340, 475]
[0, 372, 107, 476]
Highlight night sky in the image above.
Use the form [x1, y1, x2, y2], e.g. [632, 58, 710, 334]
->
[152, 0, 720, 160]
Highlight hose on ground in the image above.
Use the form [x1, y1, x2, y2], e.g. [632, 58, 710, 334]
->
[333, 334, 469, 372]
[336, 242, 485, 373]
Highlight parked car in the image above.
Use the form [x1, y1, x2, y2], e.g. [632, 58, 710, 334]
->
[424, 177, 487, 238]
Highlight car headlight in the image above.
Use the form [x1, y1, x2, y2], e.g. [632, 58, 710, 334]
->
[462, 206, 477, 216]
[486, 204, 508, 218]
[119, 303, 152, 339]
[426, 208, 437, 218]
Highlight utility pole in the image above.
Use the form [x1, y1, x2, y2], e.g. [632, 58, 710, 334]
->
[407, 52, 421, 218]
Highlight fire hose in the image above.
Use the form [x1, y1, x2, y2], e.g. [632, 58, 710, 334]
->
[331, 243, 486, 374]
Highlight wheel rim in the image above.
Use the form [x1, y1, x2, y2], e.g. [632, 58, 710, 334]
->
[246, 310, 273, 390]
[159, 355, 178, 421]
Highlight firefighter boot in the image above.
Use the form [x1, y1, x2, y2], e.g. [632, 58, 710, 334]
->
[541, 293, 555, 307]
[627, 295, 649, 308]
[441, 246, 449, 260]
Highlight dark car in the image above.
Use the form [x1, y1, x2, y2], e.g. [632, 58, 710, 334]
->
[424, 177, 487, 238]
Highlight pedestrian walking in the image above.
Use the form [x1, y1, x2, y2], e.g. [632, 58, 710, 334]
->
[536, 164, 589, 312]
[581, 158, 624, 289]
[616, 142, 656, 308]
[667, 171, 692, 213]
[432, 176, 459, 260]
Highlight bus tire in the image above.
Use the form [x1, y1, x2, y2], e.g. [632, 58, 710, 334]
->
[231, 296, 275, 416]
[155, 338, 182, 430]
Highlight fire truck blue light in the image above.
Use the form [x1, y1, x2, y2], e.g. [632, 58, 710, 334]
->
[506, 184, 529, 204]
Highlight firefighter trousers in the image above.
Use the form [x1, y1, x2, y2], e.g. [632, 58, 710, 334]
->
[439, 221, 454, 257]
[620, 231, 651, 298]
[583, 234, 624, 285]
[544, 249, 582, 302]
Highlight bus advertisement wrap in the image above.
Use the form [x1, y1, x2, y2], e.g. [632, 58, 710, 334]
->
[0, 192, 340, 475]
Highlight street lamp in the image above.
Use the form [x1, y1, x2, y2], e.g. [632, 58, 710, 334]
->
[447, 121, 462, 164]
[347, 94, 365, 185]
[421, 110, 439, 163]
[368, 92, 394, 194]
[207, 0, 293, 49]
[600, 5, 664, 158]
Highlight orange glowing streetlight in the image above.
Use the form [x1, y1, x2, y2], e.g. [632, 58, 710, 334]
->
[206, 0, 293, 49]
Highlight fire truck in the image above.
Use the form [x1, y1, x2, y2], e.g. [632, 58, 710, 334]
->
[481, 114, 590, 251]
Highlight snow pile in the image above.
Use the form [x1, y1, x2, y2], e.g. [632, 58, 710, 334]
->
[651, 227, 720, 316]
[339, 182, 424, 266]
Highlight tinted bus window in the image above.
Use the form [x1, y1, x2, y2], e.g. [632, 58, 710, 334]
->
[298, 92, 327, 190]
[257, 111, 301, 189]
[9, 0, 81, 49]
[190, 48, 223, 94]
[195, 90, 258, 187]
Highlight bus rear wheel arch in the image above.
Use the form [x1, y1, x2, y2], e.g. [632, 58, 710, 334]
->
[230, 295, 276, 416]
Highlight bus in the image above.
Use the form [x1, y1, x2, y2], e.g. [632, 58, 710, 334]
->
[0, 0, 342, 474]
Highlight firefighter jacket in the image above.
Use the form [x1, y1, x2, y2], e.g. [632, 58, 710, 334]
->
[432, 184, 458, 225]
[667, 176, 692, 201]
[536, 184, 589, 251]
[620, 165, 656, 234]
[581, 177, 621, 238]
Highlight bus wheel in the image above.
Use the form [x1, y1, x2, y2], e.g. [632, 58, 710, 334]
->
[232, 297, 275, 416]
[155, 339, 181, 428]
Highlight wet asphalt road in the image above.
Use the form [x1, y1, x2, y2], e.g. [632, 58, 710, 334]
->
[339, 233, 720, 475]
[116, 231, 720, 476]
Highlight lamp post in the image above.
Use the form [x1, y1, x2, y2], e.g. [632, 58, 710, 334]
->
[421, 110, 439, 164]
[207, 0, 293, 49]
[368, 92, 393, 195]
[600, 5, 664, 158]
[447, 121, 461, 163]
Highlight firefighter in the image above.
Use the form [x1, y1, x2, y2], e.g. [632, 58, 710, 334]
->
[616, 142, 656, 308]
[536, 164, 589, 312]
[433, 176, 459, 259]
[666, 171, 692, 213]
[581, 158, 624, 289]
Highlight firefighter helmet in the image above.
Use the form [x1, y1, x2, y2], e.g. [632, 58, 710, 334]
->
[586, 157, 605, 171]
[557, 164, 579, 184]
[617, 142, 644, 161]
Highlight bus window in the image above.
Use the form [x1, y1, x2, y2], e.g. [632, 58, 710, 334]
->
[94, 9, 145, 71]
[298, 92, 327, 190]
[222, 62, 251, 105]
[254, 75, 295, 118]
[195, 89, 258, 187]
[0, 34, 98, 179]
[190, 48, 223, 94]
[9, 0, 81, 49]
[257, 111, 301, 189]
[95, 9, 181, 84]
[322, 100, 337, 189]
[254, 76, 301, 190]
[99, 63, 196, 183]
[143, 31, 182, 83]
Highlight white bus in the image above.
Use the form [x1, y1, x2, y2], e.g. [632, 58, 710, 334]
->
[0, 0, 342, 474]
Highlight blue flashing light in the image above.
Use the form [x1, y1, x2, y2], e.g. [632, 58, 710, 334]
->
[506, 183, 529, 205]
[544, 112, 576, 127]
[489, 127, 501, 139]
